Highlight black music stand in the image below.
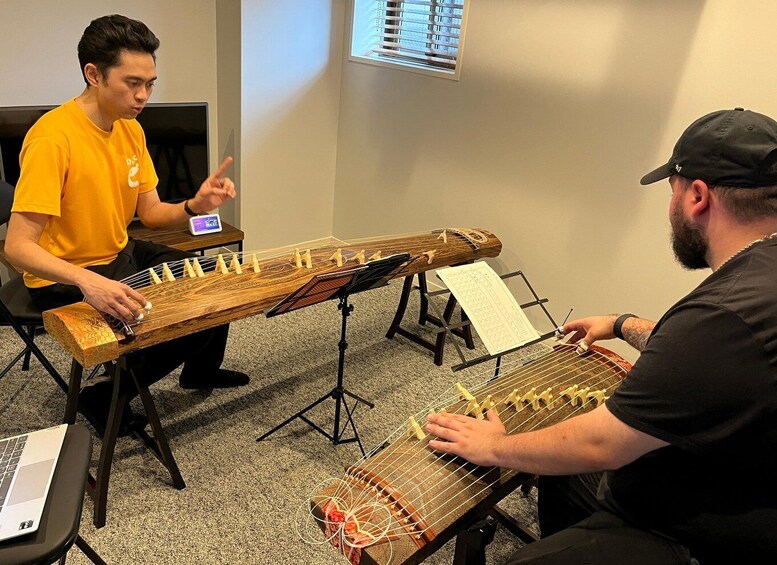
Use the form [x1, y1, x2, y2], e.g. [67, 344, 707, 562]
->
[257, 253, 412, 455]
[424, 269, 562, 374]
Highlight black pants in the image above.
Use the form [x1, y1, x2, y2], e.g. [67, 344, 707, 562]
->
[31, 239, 230, 397]
[505, 474, 694, 565]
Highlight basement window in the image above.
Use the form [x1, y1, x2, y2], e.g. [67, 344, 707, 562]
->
[350, 0, 469, 80]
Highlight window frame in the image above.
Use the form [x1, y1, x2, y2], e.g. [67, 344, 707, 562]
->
[347, 0, 470, 81]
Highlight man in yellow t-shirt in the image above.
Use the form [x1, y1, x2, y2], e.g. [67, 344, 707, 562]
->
[6, 15, 249, 435]
[14, 97, 159, 290]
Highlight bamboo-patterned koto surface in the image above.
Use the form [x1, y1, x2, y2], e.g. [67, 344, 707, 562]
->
[301, 344, 630, 565]
[42, 228, 501, 367]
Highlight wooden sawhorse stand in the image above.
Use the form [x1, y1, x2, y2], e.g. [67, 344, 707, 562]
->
[63, 356, 185, 528]
[386, 271, 476, 366]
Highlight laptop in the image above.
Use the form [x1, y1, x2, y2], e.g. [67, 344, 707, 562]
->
[0, 424, 67, 542]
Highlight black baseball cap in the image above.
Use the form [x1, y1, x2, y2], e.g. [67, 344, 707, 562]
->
[640, 108, 777, 187]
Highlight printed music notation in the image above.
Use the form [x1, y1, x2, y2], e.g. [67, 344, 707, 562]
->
[437, 262, 540, 356]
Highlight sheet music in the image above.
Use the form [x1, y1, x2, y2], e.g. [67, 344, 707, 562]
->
[437, 262, 540, 355]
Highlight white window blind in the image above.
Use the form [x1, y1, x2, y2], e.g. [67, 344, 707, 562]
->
[350, 0, 468, 78]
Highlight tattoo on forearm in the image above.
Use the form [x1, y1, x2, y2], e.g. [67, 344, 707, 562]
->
[622, 318, 655, 352]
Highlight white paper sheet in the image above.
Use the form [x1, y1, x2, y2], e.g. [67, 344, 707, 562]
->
[437, 262, 540, 355]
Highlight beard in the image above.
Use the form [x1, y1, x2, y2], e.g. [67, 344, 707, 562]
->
[670, 203, 709, 270]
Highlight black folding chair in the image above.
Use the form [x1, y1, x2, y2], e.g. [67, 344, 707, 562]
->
[0, 179, 68, 391]
[0, 425, 106, 565]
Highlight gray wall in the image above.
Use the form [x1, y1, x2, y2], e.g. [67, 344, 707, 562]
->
[332, 0, 777, 360]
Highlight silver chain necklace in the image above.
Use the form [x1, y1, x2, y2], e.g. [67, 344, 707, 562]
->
[716, 231, 777, 271]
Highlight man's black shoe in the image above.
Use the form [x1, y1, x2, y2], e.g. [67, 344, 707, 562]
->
[118, 412, 149, 437]
[78, 383, 148, 437]
[179, 369, 250, 390]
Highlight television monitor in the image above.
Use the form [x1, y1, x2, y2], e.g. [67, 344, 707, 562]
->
[137, 102, 209, 203]
[0, 102, 209, 204]
[0, 105, 51, 185]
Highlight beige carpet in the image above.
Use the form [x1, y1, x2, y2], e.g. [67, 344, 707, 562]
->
[0, 284, 537, 564]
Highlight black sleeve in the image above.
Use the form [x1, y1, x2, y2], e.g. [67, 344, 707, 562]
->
[606, 302, 771, 454]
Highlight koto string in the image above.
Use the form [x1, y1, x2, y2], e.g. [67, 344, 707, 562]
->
[387, 351, 620, 518]
[116, 251, 290, 289]
[336, 346, 590, 508]
[353, 343, 550, 465]
[422, 370, 621, 535]
[308, 345, 626, 545]
[302, 348, 612, 548]
[307, 348, 620, 546]
[114, 227, 490, 291]
[343, 345, 594, 480]
[415, 368, 619, 534]
[92, 228, 493, 346]
[340, 347, 584, 494]
[343, 360, 619, 538]
[338, 352, 620, 533]
[335, 348, 567, 505]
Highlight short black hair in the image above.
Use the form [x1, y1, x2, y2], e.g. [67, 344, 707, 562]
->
[77, 14, 160, 85]
[711, 184, 777, 222]
[675, 175, 777, 222]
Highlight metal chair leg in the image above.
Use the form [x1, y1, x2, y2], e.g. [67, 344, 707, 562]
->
[74, 534, 107, 565]
[21, 325, 35, 370]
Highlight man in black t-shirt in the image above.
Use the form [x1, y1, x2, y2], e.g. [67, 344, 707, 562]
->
[426, 108, 777, 564]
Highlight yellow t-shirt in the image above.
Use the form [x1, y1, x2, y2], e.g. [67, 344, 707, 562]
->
[12, 99, 158, 288]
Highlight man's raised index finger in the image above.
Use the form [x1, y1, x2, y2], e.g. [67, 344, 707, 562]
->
[212, 156, 234, 179]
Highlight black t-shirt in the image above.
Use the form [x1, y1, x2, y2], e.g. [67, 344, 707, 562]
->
[601, 238, 777, 563]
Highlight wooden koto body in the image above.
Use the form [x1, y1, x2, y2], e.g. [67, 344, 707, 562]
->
[306, 344, 631, 565]
[42, 228, 501, 367]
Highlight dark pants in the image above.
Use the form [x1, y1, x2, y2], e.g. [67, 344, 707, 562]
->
[31, 239, 230, 401]
[505, 474, 694, 565]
